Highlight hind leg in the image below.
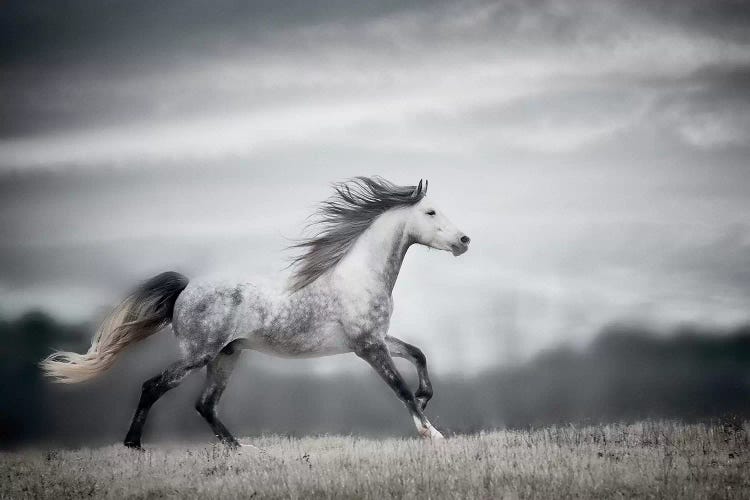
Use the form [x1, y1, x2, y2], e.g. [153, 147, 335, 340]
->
[124, 356, 209, 449]
[195, 343, 241, 447]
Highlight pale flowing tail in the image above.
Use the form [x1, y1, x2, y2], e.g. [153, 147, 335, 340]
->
[40, 271, 189, 384]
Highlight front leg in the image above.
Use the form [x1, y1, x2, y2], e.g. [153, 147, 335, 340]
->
[356, 342, 443, 440]
[386, 335, 433, 410]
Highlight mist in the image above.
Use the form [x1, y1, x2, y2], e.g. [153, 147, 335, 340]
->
[1, 0, 750, 447]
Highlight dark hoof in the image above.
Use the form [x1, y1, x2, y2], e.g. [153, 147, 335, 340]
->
[124, 440, 144, 451]
[221, 438, 241, 450]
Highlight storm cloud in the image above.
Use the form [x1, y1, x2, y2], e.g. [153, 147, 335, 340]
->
[1, 0, 749, 372]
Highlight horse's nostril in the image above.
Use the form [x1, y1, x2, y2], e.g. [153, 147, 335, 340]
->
[460, 235, 471, 244]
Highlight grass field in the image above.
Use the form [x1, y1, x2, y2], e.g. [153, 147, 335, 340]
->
[2, 421, 749, 499]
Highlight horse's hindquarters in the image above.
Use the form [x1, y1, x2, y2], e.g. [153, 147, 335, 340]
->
[171, 281, 264, 359]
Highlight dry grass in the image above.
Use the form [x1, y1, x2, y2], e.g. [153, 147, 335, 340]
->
[2, 421, 749, 499]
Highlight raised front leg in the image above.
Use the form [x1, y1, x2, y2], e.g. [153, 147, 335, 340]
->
[195, 344, 241, 448]
[386, 335, 433, 411]
[356, 342, 443, 440]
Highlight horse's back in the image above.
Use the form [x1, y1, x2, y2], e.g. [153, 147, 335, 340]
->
[172, 277, 350, 359]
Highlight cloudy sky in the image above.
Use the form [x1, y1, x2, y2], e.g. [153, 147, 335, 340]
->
[1, 0, 749, 373]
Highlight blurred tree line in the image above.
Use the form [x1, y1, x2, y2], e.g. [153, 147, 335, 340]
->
[1, 311, 749, 448]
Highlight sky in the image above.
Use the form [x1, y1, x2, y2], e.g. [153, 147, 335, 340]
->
[1, 0, 750, 374]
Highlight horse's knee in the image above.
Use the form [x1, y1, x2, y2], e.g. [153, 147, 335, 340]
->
[415, 383, 433, 407]
[415, 384, 433, 398]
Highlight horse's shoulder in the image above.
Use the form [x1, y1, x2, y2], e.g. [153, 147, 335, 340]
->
[334, 285, 392, 336]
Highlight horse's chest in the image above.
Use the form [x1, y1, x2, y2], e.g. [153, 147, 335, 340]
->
[340, 292, 393, 336]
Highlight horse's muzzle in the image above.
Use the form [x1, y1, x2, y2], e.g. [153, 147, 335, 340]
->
[450, 240, 470, 256]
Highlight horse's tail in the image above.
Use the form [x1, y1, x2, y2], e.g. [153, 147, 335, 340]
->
[40, 271, 189, 384]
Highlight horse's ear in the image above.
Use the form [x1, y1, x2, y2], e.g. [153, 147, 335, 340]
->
[413, 179, 423, 198]
[424, 179, 428, 195]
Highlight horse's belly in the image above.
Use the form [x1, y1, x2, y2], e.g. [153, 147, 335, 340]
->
[243, 323, 351, 358]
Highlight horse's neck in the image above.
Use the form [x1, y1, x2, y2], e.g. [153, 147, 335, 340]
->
[333, 210, 412, 295]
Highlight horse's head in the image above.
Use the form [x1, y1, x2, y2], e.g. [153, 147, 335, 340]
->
[406, 180, 470, 256]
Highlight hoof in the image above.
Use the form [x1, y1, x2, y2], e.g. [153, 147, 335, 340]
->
[219, 437, 241, 450]
[123, 440, 143, 451]
[429, 427, 445, 440]
[419, 426, 445, 440]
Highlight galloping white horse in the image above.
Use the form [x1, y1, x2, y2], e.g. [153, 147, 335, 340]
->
[41, 176, 471, 448]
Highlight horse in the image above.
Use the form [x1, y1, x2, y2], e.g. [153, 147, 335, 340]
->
[40, 176, 471, 448]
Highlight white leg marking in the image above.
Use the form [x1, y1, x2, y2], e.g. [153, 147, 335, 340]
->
[412, 415, 444, 440]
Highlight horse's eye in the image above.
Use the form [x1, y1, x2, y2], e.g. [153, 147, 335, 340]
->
[426, 210, 436, 216]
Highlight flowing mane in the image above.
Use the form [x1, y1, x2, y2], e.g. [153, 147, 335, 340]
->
[288, 176, 425, 291]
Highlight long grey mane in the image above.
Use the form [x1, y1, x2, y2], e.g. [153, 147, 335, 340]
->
[288, 176, 425, 292]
